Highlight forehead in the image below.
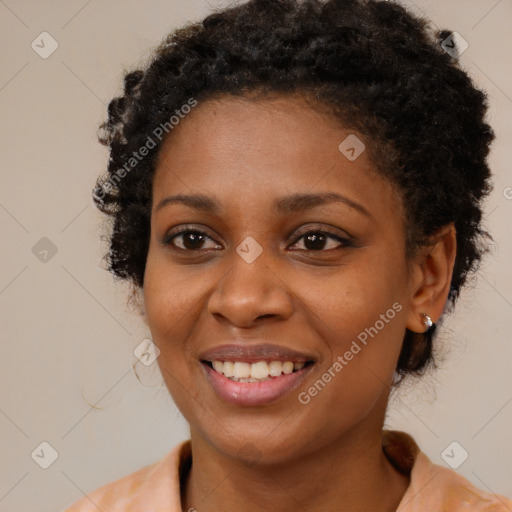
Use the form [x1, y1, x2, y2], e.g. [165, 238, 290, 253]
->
[152, 95, 404, 222]
[156, 94, 367, 167]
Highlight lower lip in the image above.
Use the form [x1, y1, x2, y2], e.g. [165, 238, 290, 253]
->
[201, 363, 314, 407]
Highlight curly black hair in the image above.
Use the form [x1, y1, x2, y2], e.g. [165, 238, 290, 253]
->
[94, 0, 494, 379]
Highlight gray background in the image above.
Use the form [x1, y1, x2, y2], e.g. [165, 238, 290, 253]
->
[0, 1, 511, 511]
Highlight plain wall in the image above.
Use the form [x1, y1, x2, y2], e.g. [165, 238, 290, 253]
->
[0, 1, 511, 511]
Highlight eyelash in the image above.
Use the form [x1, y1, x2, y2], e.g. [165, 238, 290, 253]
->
[162, 225, 353, 252]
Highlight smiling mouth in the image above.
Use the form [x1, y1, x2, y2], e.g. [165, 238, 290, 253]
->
[201, 359, 315, 383]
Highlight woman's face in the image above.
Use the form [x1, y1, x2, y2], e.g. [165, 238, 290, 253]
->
[144, 95, 417, 463]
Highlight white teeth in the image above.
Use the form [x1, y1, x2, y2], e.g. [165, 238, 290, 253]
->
[268, 361, 283, 377]
[209, 359, 308, 380]
[223, 361, 234, 377]
[212, 361, 223, 373]
[233, 362, 251, 379]
[231, 376, 272, 383]
[250, 361, 269, 379]
[282, 361, 294, 374]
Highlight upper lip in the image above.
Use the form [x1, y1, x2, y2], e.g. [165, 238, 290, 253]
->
[200, 343, 315, 363]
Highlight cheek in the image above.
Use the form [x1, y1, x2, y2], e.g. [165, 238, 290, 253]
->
[297, 249, 406, 341]
[295, 250, 407, 404]
[142, 249, 196, 369]
[297, 289, 405, 430]
[143, 257, 202, 412]
[143, 246, 199, 330]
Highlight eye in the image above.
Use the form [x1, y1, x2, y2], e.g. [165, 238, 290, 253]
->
[163, 227, 221, 251]
[289, 229, 352, 252]
[163, 226, 353, 252]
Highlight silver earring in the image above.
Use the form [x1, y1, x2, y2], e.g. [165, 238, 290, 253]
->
[421, 313, 433, 333]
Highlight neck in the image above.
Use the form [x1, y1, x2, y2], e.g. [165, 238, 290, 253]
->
[182, 426, 410, 512]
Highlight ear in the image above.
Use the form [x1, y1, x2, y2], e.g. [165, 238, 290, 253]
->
[406, 223, 457, 333]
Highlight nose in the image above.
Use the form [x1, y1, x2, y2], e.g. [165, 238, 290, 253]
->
[207, 247, 294, 328]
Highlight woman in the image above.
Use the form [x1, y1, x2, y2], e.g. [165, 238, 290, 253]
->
[65, 0, 511, 510]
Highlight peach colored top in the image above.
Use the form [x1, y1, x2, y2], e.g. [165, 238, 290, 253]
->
[64, 431, 512, 511]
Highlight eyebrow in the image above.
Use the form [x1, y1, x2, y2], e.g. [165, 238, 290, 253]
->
[155, 192, 373, 219]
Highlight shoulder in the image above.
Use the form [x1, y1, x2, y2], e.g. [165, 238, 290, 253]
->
[63, 463, 156, 511]
[62, 440, 191, 512]
[410, 451, 512, 511]
[385, 431, 512, 511]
